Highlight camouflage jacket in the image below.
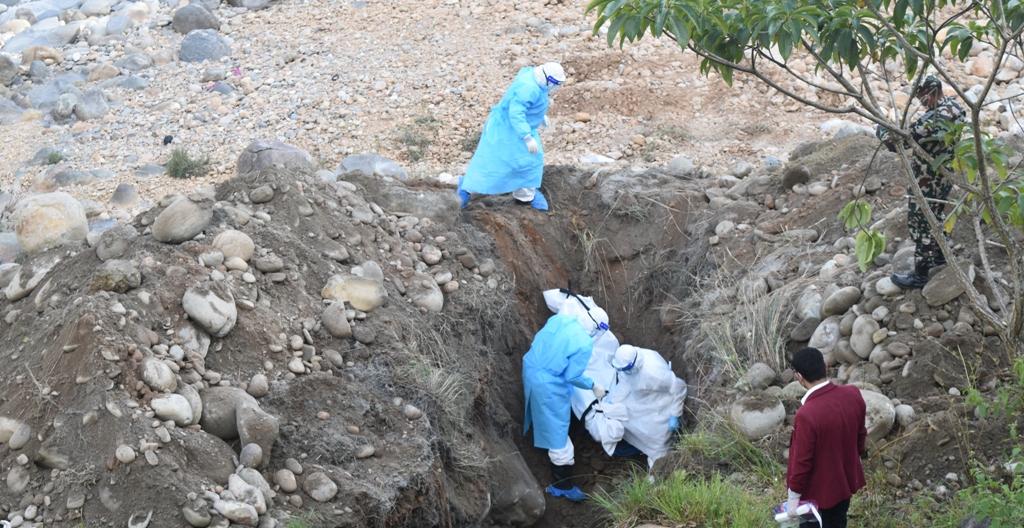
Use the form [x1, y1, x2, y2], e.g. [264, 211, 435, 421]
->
[876, 97, 967, 175]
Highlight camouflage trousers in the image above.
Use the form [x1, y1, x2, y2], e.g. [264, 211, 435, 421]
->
[907, 169, 952, 269]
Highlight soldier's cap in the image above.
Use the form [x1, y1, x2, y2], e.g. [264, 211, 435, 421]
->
[913, 74, 943, 96]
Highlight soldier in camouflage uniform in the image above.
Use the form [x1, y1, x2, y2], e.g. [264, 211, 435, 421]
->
[876, 74, 966, 289]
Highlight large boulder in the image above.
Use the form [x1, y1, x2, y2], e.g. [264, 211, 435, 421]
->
[821, 286, 861, 317]
[172, 4, 219, 34]
[152, 198, 213, 243]
[745, 362, 776, 390]
[335, 153, 408, 181]
[850, 315, 880, 359]
[860, 389, 895, 443]
[179, 29, 230, 63]
[12, 192, 88, 255]
[226, 0, 272, 10]
[236, 140, 317, 176]
[0, 55, 16, 87]
[730, 390, 785, 440]
[182, 282, 237, 337]
[95, 224, 138, 261]
[922, 264, 975, 307]
[370, 186, 462, 230]
[72, 89, 109, 121]
[198, 387, 257, 440]
[236, 401, 278, 468]
[485, 437, 545, 526]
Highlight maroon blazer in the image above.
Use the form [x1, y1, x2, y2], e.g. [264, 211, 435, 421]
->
[787, 383, 867, 510]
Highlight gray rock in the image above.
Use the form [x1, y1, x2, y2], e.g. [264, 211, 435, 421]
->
[5, 259, 53, 301]
[321, 274, 387, 311]
[80, 0, 111, 16]
[0, 55, 15, 87]
[90, 259, 140, 293]
[335, 152, 408, 180]
[850, 315, 880, 358]
[247, 374, 268, 398]
[105, 14, 129, 35]
[239, 443, 263, 469]
[894, 404, 915, 427]
[152, 198, 213, 243]
[123, 53, 153, 72]
[730, 390, 785, 440]
[213, 500, 257, 526]
[212, 229, 254, 261]
[182, 282, 237, 337]
[73, 89, 109, 121]
[6, 465, 29, 494]
[887, 342, 911, 357]
[847, 363, 881, 386]
[226, 0, 271, 9]
[668, 154, 694, 174]
[179, 29, 230, 63]
[198, 386, 257, 439]
[729, 161, 753, 177]
[53, 93, 77, 119]
[253, 255, 283, 273]
[182, 502, 211, 528]
[95, 224, 138, 261]
[302, 472, 338, 502]
[860, 389, 895, 442]
[486, 437, 545, 526]
[745, 362, 776, 390]
[790, 316, 820, 342]
[249, 185, 274, 203]
[228, 473, 266, 514]
[175, 383, 203, 426]
[822, 286, 862, 317]
[875, 277, 902, 296]
[110, 183, 140, 207]
[173, 4, 220, 34]
[779, 381, 808, 401]
[922, 264, 975, 307]
[28, 60, 52, 80]
[892, 246, 917, 275]
[834, 340, 859, 365]
[273, 469, 297, 493]
[236, 140, 317, 176]
[781, 165, 811, 189]
[321, 303, 352, 338]
[408, 271, 444, 313]
[236, 401, 278, 468]
[141, 357, 177, 393]
[151, 394, 193, 426]
[808, 316, 842, 354]
[13, 192, 88, 255]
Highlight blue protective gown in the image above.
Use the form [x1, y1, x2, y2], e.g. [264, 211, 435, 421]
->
[522, 314, 595, 450]
[459, 67, 550, 195]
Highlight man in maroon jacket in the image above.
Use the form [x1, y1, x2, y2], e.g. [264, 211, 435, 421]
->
[786, 347, 867, 527]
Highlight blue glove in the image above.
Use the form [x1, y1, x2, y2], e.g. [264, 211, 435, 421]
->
[668, 415, 680, 432]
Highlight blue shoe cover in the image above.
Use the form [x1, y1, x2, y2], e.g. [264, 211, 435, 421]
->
[530, 190, 549, 211]
[547, 484, 586, 502]
[457, 189, 470, 208]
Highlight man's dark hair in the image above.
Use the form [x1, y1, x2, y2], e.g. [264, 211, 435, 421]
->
[792, 347, 827, 382]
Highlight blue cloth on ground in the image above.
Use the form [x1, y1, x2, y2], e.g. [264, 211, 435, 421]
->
[547, 485, 587, 502]
[457, 187, 470, 208]
[459, 67, 550, 196]
[523, 314, 595, 450]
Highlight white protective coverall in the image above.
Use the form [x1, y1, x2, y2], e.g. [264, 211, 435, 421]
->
[606, 345, 687, 466]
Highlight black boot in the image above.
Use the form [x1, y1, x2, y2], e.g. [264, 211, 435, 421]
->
[892, 261, 931, 289]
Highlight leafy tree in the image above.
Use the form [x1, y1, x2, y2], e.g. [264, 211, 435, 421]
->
[587, 0, 1024, 358]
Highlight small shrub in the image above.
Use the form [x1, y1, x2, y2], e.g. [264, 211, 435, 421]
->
[167, 148, 211, 179]
[45, 151, 65, 165]
[462, 129, 482, 153]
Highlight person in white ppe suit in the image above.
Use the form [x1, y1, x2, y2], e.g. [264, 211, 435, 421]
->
[605, 344, 687, 467]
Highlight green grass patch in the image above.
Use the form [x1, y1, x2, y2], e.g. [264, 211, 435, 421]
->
[593, 469, 777, 528]
[398, 113, 440, 162]
[167, 148, 211, 179]
[45, 151, 65, 165]
[676, 418, 785, 484]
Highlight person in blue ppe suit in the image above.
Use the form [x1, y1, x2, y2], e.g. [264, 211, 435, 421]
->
[458, 62, 566, 211]
[523, 302, 609, 502]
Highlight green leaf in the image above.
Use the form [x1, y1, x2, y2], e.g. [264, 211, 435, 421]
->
[944, 211, 958, 234]
[854, 229, 886, 272]
[838, 201, 871, 230]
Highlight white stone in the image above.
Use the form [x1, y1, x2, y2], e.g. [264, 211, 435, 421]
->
[151, 394, 193, 427]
